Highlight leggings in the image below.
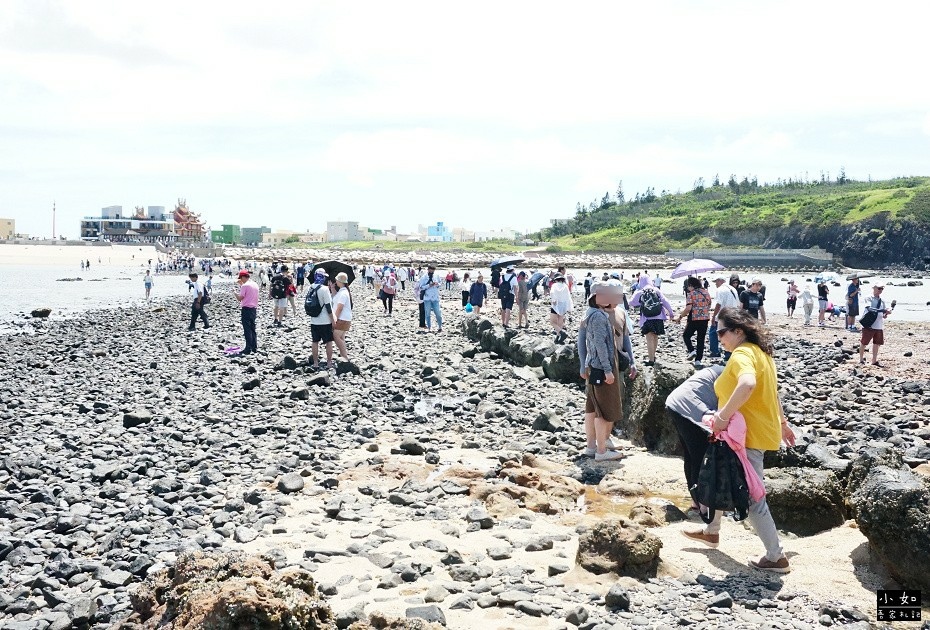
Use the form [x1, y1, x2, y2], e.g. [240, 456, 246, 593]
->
[683, 318, 709, 361]
[381, 293, 394, 313]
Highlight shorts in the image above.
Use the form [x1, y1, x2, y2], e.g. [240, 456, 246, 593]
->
[274, 298, 288, 309]
[501, 295, 515, 310]
[469, 299, 484, 307]
[297, 277, 305, 287]
[861, 328, 884, 346]
[818, 298, 828, 312]
[311, 323, 334, 343]
[333, 319, 351, 332]
[641, 319, 666, 336]
[847, 300, 859, 316]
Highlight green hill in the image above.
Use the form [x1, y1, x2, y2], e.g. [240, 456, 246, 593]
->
[540, 176, 930, 267]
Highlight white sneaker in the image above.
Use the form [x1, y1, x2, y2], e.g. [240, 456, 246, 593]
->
[693, 360, 703, 369]
[594, 450, 624, 462]
[583, 447, 596, 457]
[605, 435, 624, 450]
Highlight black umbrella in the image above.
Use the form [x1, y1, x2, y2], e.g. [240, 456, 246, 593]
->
[490, 255, 525, 270]
[313, 260, 355, 285]
[845, 271, 875, 280]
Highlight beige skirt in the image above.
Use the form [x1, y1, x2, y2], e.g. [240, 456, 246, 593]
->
[333, 320, 351, 331]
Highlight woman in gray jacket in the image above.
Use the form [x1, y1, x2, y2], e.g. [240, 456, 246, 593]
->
[578, 282, 630, 461]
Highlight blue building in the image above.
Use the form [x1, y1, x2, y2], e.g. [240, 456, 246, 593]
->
[427, 221, 453, 242]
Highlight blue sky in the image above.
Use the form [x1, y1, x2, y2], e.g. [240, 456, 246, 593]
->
[2, 1, 929, 238]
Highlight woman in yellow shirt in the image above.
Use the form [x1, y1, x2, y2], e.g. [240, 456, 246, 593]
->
[683, 307, 796, 573]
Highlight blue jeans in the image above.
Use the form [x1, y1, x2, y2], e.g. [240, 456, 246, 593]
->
[708, 324, 719, 356]
[425, 300, 442, 329]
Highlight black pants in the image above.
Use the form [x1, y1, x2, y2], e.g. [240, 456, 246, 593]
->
[531, 285, 540, 300]
[461, 291, 469, 307]
[418, 302, 426, 328]
[683, 318, 709, 361]
[190, 303, 208, 329]
[241, 307, 257, 352]
[381, 293, 394, 313]
[400, 281, 406, 290]
[668, 409, 710, 507]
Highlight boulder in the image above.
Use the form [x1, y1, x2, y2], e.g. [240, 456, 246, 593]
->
[847, 448, 930, 592]
[123, 409, 154, 429]
[30, 308, 52, 318]
[628, 499, 688, 527]
[335, 361, 361, 376]
[542, 345, 581, 384]
[116, 551, 333, 629]
[764, 468, 846, 535]
[575, 518, 662, 579]
[764, 440, 852, 477]
[620, 359, 692, 454]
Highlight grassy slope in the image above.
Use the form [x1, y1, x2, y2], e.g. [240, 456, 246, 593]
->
[548, 177, 930, 252]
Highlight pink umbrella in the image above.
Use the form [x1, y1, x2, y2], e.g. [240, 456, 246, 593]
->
[670, 258, 724, 279]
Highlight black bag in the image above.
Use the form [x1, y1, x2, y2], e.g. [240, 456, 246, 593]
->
[693, 438, 750, 524]
[588, 367, 607, 385]
[639, 287, 662, 317]
[859, 310, 878, 328]
[200, 284, 211, 305]
[304, 284, 325, 317]
[617, 350, 631, 372]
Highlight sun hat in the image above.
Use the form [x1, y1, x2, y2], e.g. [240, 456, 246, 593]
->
[335, 272, 349, 284]
[590, 281, 623, 306]
[713, 277, 726, 283]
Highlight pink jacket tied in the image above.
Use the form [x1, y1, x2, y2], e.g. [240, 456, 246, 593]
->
[703, 411, 766, 502]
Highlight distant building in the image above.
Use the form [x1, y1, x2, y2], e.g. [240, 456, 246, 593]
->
[211, 224, 241, 244]
[241, 226, 271, 247]
[326, 221, 368, 242]
[0, 218, 14, 240]
[80, 205, 178, 243]
[427, 221, 453, 242]
[260, 230, 326, 247]
[474, 228, 517, 242]
[451, 227, 475, 242]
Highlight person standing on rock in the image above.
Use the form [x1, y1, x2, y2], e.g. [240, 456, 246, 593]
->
[709, 276, 737, 358]
[469, 273, 487, 316]
[845, 276, 861, 332]
[269, 265, 290, 327]
[235, 270, 259, 355]
[629, 277, 674, 366]
[498, 266, 517, 328]
[143, 270, 154, 301]
[817, 280, 829, 326]
[800, 283, 815, 325]
[786, 280, 799, 318]
[739, 277, 767, 323]
[858, 284, 893, 367]
[683, 307, 796, 573]
[675, 277, 711, 368]
[549, 275, 573, 344]
[332, 272, 353, 360]
[186, 272, 210, 331]
[307, 270, 334, 370]
[577, 282, 625, 461]
[418, 265, 443, 332]
[516, 271, 530, 329]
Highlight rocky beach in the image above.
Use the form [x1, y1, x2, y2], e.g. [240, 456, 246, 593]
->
[1, 279, 929, 630]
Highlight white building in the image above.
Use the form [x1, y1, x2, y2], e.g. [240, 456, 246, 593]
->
[474, 228, 517, 242]
[326, 221, 369, 242]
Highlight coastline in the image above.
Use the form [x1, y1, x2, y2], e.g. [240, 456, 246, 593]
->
[1, 281, 928, 628]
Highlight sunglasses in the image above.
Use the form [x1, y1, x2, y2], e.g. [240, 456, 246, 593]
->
[717, 327, 731, 336]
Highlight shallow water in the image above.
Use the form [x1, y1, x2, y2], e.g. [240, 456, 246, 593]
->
[0, 264, 234, 333]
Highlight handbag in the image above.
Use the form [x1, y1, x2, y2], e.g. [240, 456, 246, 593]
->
[859, 310, 878, 328]
[693, 438, 750, 524]
[588, 367, 607, 385]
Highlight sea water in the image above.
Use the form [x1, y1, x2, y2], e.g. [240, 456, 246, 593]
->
[0, 264, 232, 333]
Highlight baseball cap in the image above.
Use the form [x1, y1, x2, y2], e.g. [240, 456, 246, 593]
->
[238, 270, 250, 278]
[713, 277, 726, 283]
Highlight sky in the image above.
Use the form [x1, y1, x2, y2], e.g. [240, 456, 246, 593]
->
[2, 1, 930, 239]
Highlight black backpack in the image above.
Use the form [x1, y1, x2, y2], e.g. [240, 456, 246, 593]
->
[693, 439, 750, 524]
[304, 284, 326, 317]
[270, 275, 288, 299]
[639, 287, 662, 317]
[200, 284, 211, 305]
[498, 274, 513, 299]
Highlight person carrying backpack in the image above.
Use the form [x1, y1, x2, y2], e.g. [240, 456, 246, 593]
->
[498, 266, 517, 328]
[269, 265, 290, 327]
[629, 276, 674, 366]
[305, 269, 335, 371]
